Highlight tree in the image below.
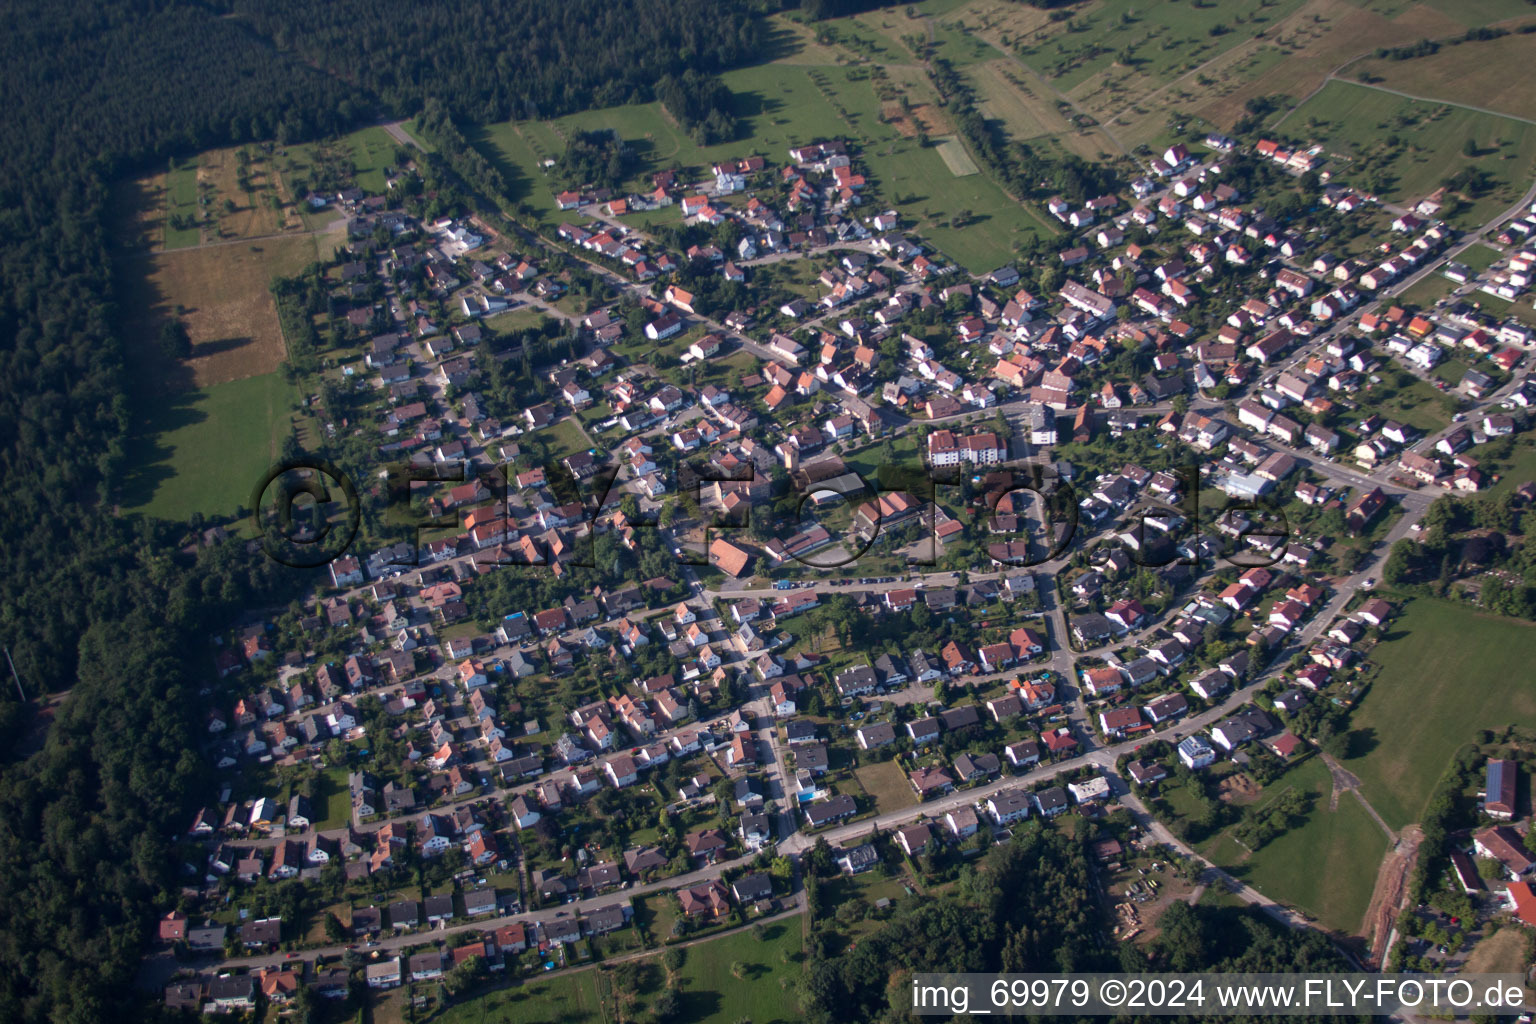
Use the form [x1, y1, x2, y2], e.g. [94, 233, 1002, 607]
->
[806, 836, 836, 877]
[652, 988, 681, 1021]
[158, 319, 192, 360]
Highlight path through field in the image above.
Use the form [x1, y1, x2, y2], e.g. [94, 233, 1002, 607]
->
[1362, 824, 1423, 965]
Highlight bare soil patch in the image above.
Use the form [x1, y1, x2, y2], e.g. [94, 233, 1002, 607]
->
[1362, 824, 1422, 965]
[882, 102, 951, 138]
[1217, 773, 1261, 804]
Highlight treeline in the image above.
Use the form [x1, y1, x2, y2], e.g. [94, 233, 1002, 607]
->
[0, 0, 355, 703]
[216, 0, 765, 124]
[658, 70, 741, 145]
[927, 57, 1121, 209]
[799, 0, 893, 18]
[1375, 25, 1526, 60]
[414, 99, 518, 211]
[1375, 38, 1440, 60]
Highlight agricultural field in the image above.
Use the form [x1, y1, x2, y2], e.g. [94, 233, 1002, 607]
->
[940, 0, 1315, 150]
[118, 370, 300, 522]
[964, 58, 1107, 161]
[119, 233, 318, 388]
[1198, 756, 1389, 934]
[935, 0, 1517, 154]
[121, 147, 305, 253]
[195, 145, 308, 240]
[1343, 598, 1536, 829]
[1275, 79, 1536, 226]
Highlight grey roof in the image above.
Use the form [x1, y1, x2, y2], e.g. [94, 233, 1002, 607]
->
[463, 888, 497, 913]
[805, 794, 858, 826]
[731, 872, 774, 902]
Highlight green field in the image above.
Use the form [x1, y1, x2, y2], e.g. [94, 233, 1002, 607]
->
[1459, 243, 1504, 272]
[484, 306, 555, 334]
[1462, 436, 1536, 496]
[671, 919, 805, 1024]
[1200, 757, 1388, 934]
[1359, 372, 1455, 433]
[1476, 292, 1536, 327]
[528, 417, 595, 461]
[1278, 79, 1536, 227]
[1344, 598, 1536, 829]
[934, 135, 980, 176]
[120, 371, 298, 521]
[344, 126, 405, 194]
[435, 969, 605, 1024]
[312, 766, 350, 830]
[163, 158, 201, 249]
[1396, 271, 1459, 310]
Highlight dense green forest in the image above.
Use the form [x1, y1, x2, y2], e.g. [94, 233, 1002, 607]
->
[216, 0, 768, 123]
[0, 6, 348, 1009]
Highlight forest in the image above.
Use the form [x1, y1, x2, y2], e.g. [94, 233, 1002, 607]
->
[0, 1, 364, 1010]
[215, 0, 767, 124]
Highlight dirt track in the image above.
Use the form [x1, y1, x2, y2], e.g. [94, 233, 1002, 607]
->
[1363, 824, 1424, 964]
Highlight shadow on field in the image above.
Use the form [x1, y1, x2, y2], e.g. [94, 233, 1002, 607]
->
[116, 388, 210, 509]
[193, 335, 257, 358]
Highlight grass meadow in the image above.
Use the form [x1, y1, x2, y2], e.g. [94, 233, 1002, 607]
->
[1343, 598, 1536, 830]
[119, 370, 299, 522]
[1199, 756, 1388, 934]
